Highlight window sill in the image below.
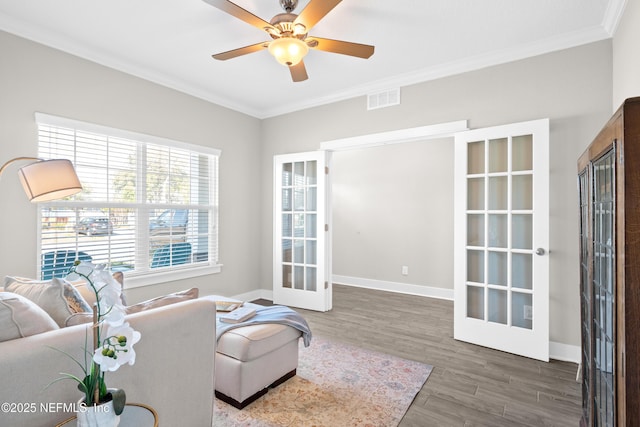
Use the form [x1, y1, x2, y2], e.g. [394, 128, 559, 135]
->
[123, 264, 223, 289]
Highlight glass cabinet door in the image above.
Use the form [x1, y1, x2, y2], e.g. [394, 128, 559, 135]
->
[578, 168, 592, 424]
[591, 149, 616, 427]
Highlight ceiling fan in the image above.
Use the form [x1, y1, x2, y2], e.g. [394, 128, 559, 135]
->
[202, 0, 375, 82]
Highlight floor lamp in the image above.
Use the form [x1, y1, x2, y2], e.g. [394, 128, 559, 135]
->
[0, 157, 83, 202]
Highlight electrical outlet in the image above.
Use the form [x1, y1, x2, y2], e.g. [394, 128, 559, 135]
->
[401, 266, 409, 276]
[524, 305, 533, 320]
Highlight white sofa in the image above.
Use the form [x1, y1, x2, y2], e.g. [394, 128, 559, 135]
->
[0, 297, 216, 426]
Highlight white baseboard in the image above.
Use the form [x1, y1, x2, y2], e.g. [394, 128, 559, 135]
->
[549, 341, 581, 364]
[333, 275, 454, 300]
[230, 288, 273, 303]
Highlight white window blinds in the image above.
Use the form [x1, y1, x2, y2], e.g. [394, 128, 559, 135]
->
[36, 113, 220, 286]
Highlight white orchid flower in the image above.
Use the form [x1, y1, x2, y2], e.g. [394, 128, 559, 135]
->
[93, 322, 141, 372]
[101, 303, 126, 326]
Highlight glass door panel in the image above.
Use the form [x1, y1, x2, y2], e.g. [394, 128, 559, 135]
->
[467, 178, 485, 210]
[467, 286, 484, 319]
[282, 240, 292, 263]
[488, 289, 507, 324]
[578, 169, 591, 422]
[306, 161, 317, 185]
[488, 176, 508, 210]
[294, 265, 304, 290]
[512, 292, 532, 329]
[467, 141, 485, 174]
[512, 175, 533, 210]
[306, 267, 317, 292]
[305, 214, 317, 238]
[489, 138, 508, 173]
[488, 214, 508, 247]
[512, 253, 532, 289]
[282, 265, 292, 288]
[488, 251, 507, 286]
[512, 135, 533, 171]
[294, 188, 305, 210]
[592, 149, 615, 426]
[282, 213, 292, 237]
[467, 214, 485, 246]
[282, 163, 292, 185]
[512, 214, 532, 249]
[282, 189, 292, 210]
[467, 250, 484, 283]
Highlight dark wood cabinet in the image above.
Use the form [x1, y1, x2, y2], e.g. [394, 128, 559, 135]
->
[578, 97, 640, 426]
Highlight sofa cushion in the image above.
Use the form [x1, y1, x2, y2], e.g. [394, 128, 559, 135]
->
[217, 323, 302, 362]
[4, 277, 91, 327]
[125, 287, 199, 314]
[65, 287, 199, 326]
[0, 292, 59, 341]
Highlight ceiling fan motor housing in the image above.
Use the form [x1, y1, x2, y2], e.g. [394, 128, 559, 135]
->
[269, 13, 307, 39]
[279, 0, 298, 13]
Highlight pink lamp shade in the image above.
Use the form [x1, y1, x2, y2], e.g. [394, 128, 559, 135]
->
[17, 159, 83, 202]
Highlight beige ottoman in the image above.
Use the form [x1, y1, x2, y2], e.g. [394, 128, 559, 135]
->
[215, 322, 302, 409]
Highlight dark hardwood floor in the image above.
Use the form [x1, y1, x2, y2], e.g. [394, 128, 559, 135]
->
[256, 284, 581, 427]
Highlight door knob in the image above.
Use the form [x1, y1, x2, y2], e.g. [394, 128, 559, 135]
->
[535, 248, 546, 256]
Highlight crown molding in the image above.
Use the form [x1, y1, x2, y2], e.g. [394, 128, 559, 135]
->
[0, 13, 263, 118]
[0, 10, 616, 120]
[602, 0, 628, 35]
[259, 24, 612, 118]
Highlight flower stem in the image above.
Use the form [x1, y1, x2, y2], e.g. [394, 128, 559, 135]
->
[92, 303, 100, 404]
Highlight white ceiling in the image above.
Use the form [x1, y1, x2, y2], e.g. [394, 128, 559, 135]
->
[0, 0, 625, 118]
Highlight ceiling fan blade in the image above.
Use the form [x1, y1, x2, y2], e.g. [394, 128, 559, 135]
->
[306, 37, 374, 59]
[202, 0, 275, 33]
[212, 42, 268, 60]
[289, 61, 308, 82]
[294, 0, 342, 32]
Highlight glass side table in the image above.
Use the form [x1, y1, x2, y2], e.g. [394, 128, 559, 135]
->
[55, 403, 158, 427]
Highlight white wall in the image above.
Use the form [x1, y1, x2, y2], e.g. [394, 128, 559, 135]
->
[0, 31, 263, 303]
[613, 0, 640, 109]
[260, 41, 613, 349]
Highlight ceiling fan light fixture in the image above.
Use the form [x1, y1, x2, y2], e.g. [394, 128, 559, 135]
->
[268, 37, 308, 66]
[293, 23, 307, 35]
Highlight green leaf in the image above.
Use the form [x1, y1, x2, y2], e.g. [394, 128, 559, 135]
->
[109, 388, 126, 415]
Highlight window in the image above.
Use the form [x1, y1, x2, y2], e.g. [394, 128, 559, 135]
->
[36, 113, 220, 287]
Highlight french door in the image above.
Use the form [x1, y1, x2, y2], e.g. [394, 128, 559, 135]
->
[453, 119, 549, 361]
[273, 151, 332, 311]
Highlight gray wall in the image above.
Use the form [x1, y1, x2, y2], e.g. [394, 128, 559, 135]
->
[613, 0, 640, 109]
[331, 138, 454, 287]
[0, 31, 262, 303]
[260, 41, 613, 348]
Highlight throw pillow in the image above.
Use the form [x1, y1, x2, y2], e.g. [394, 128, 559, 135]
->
[65, 287, 199, 327]
[4, 277, 91, 327]
[125, 288, 199, 314]
[73, 271, 127, 307]
[0, 292, 59, 342]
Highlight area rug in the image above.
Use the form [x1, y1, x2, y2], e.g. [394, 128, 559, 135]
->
[213, 336, 433, 427]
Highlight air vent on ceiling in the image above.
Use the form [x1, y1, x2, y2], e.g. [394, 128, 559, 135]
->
[367, 88, 400, 110]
